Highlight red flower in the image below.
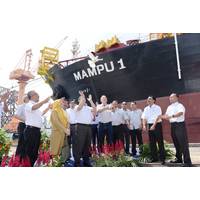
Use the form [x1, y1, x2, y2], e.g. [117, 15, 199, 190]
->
[13, 155, 21, 167]
[114, 141, 120, 153]
[109, 144, 115, 155]
[21, 156, 31, 167]
[8, 155, 15, 167]
[43, 151, 51, 164]
[1, 155, 8, 167]
[89, 146, 95, 156]
[118, 140, 124, 153]
[114, 140, 124, 154]
[36, 150, 43, 166]
[102, 145, 108, 154]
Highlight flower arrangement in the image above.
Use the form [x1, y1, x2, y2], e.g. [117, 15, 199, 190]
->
[40, 131, 50, 151]
[1, 131, 63, 167]
[35, 132, 63, 167]
[92, 141, 141, 167]
[0, 128, 31, 167]
[1, 154, 31, 167]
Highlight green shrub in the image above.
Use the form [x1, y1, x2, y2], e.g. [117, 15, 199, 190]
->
[139, 142, 175, 163]
[0, 129, 12, 162]
[92, 153, 141, 167]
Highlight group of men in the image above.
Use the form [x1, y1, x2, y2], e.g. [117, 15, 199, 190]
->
[64, 92, 192, 167]
[11, 90, 192, 167]
[61, 93, 143, 166]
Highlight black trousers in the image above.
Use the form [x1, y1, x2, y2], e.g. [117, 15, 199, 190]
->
[130, 129, 143, 155]
[15, 122, 26, 157]
[91, 124, 99, 146]
[112, 125, 124, 145]
[23, 126, 41, 167]
[98, 122, 113, 149]
[69, 124, 76, 146]
[72, 124, 92, 166]
[171, 122, 192, 164]
[68, 124, 76, 159]
[148, 123, 165, 161]
[122, 124, 130, 153]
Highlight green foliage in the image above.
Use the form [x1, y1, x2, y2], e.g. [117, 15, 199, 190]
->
[0, 128, 12, 162]
[139, 142, 175, 163]
[164, 143, 175, 160]
[92, 153, 141, 167]
[49, 155, 63, 167]
[38, 132, 63, 167]
[40, 131, 50, 151]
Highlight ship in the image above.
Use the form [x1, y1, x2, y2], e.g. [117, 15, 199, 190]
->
[45, 33, 200, 143]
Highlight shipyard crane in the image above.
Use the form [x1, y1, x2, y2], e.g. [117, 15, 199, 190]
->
[9, 49, 34, 105]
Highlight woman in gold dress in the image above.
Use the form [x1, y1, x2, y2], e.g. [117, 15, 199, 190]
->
[50, 99, 70, 162]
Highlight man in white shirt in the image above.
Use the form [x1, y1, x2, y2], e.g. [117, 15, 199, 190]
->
[142, 96, 165, 164]
[161, 93, 192, 166]
[65, 99, 76, 161]
[66, 99, 77, 135]
[14, 95, 29, 157]
[23, 90, 50, 166]
[73, 91, 96, 167]
[97, 95, 113, 152]
[67, 100, 76, 123]
[129, 102, 143, 156]
[121, 101, 131, 154]
[111, 100, 124, 146]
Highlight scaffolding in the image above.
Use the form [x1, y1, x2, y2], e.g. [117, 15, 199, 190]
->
[0, 86, 18, 130]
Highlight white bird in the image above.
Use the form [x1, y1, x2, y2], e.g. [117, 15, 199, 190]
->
[87, 52, 103, 68]
[88, 60, 96, 68]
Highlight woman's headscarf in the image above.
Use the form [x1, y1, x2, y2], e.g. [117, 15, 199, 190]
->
[51, 99, 68, 128]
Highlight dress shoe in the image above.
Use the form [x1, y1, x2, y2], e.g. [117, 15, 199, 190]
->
[170, 159, 183, 164]
[83, 162, 92, 167]
[182, 163, 193, 167]
[161, 161, 165, 165]
[132, 154, 140, 159]
[149, 159, 159, 163]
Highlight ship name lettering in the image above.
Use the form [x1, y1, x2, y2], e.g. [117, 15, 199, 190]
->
[73, 58, 126, 81]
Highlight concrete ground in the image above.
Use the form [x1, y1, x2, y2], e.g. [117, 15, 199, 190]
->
[144, 148, 200, 167]
[142, 144, 200, 167]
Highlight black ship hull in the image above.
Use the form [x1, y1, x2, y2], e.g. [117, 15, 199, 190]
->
[50, 33, 200, 103]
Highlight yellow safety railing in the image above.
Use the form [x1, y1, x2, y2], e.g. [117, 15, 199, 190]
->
[38, 47, 59, 83]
